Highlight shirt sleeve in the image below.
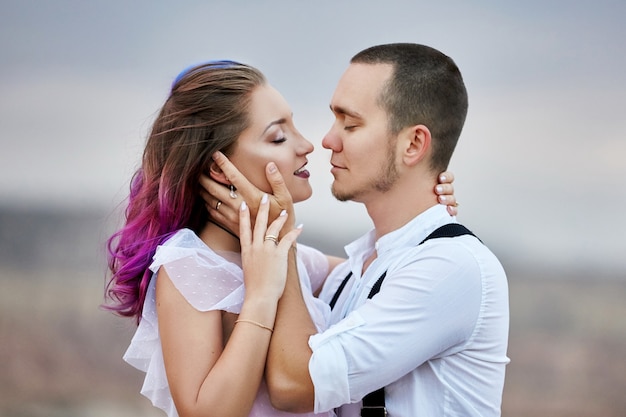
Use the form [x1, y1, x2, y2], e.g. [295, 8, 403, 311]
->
[308, 241, 483, 413]
[150, 229, 245, 313]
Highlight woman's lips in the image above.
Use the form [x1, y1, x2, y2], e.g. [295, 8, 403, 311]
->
[294, 164, 310, 179]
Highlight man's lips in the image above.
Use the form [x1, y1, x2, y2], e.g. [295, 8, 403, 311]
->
[330, 161, 346, 171]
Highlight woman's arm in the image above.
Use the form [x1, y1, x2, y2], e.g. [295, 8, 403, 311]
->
[157, 270, 274, 417]
[156, 195, 301, 417]
[265, 244, 318, 412]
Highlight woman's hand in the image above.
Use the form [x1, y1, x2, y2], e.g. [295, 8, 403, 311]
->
[200, 151, 295, 237]
[435, 171, 458, 216]
[239, 194, 302, 300]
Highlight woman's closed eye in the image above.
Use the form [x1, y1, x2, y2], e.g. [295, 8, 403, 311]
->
[268, 127, 287, 144]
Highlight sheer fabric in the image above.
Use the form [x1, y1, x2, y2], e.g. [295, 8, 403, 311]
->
[123, 228, 333, 417]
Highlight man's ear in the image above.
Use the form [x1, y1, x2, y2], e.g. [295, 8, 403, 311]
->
[208, 160, 230, 185]
[402, 124, 431, 167]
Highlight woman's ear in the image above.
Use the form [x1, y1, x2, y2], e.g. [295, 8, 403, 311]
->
[208, 160, 230, 185]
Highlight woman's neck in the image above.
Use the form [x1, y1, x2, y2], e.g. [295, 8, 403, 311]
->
[200, 221, 241, 253]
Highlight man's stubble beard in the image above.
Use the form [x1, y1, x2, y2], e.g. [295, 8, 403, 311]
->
[331, 138, 399, 202]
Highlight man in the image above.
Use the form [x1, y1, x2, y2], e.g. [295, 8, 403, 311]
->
[264, 43, 509, 417]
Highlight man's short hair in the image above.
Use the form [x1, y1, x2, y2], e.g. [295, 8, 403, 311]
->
[351, 43, 468, 172]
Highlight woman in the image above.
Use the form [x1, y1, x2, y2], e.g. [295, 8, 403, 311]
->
[105, 60, 456, 417]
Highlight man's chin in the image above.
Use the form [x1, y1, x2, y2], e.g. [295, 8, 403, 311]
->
[331, 186, 353, 202]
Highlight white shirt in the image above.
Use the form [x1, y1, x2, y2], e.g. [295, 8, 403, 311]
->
[309, 205, 510, 417]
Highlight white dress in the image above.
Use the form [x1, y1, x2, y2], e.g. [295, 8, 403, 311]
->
[123, 228, 334, 417]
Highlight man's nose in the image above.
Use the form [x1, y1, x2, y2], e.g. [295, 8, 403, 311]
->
[321, 124, 341, 151]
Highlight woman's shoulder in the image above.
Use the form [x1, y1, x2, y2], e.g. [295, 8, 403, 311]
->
[150, 228, 219, 271]
[154, 228, 245, 313]
[162, 228, 206, 249]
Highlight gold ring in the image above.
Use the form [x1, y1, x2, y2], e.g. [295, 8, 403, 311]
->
[453, 201, 460, 207]
[215, 200, 222, 210]
[264, 235, 278, 245]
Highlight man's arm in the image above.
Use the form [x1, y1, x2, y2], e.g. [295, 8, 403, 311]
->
[265, 246, 318, 412]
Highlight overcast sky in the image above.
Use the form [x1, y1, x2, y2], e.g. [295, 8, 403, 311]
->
[1, 0, 625, 273]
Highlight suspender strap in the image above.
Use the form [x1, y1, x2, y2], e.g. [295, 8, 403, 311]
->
[361, 387, 386, 417]
[367, 271, 387, 299]
[327, 223, 479, 417]
[330, 223, 479, 312]
[329, 272, 352, 310]
[418, 222, 480, 244]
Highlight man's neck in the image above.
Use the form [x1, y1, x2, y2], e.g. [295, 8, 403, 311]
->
[364, 179, 438, 240]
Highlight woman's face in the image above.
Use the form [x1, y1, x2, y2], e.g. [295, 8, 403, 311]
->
[228, 83, 314, 203]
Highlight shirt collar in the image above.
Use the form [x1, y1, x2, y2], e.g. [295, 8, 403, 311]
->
[344, 204, 455, 261]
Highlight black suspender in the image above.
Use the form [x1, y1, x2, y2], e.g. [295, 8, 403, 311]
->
[328, 223, 479, 417]
[328, 271, 352, 310]
[361, 387, 386, 417]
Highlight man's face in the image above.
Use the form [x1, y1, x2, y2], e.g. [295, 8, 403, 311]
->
[322, 63, 399, 203]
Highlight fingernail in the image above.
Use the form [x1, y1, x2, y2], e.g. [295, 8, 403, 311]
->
[279, 209, 287, 216]
[213, 151, 222, 160]
[268, 162, 277, 173]
[436, 185, 443, 193]
[261, 193, 268, 204]
[296, 223, 304, 229]
[439, 195, 447, 202]
[240, 201, 247, 211]
[439, 174, 446, 182]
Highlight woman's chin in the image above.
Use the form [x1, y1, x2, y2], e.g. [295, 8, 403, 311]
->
[291, 186, 313, 204]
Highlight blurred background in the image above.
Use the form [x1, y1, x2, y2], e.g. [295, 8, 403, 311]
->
[1, 0, 625, 416]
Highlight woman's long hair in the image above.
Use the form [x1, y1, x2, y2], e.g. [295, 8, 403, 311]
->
[104, 61, 266, 323]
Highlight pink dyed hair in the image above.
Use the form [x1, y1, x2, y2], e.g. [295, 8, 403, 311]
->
[104, 61, 265, 323]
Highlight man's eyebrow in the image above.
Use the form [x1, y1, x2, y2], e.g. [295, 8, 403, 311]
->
[262, 118, 287, 135]
[329, 104, 363, 119]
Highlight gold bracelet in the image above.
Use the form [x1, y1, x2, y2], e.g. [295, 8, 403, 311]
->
[235, 319, 273, 333]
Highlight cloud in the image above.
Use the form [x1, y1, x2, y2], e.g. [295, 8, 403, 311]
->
[1, 0, 624, 272]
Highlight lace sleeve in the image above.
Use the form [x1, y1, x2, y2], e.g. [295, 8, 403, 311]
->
[150, 229, 245, 313]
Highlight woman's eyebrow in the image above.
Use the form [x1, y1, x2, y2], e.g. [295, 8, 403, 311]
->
[262, 119, 286, 135]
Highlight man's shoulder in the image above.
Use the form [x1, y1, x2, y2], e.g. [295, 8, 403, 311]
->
[393, 230, 505, 279]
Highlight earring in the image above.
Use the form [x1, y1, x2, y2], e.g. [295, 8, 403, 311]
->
[229, 184, 237, 199]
